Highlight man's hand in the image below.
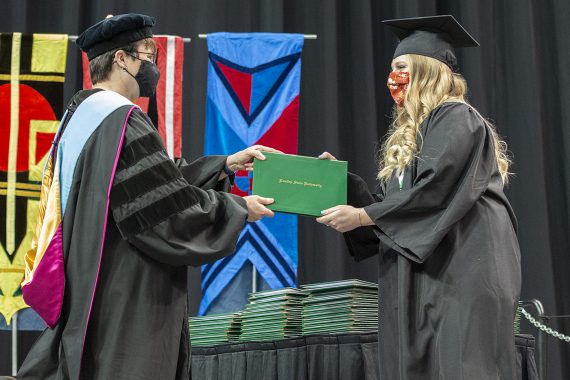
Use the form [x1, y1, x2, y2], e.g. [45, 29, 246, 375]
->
[226, 145, 283, 172]
[244, 195, 275, 222]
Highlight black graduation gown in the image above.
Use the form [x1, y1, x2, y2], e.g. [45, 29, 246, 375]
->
[18, 90, 248, 380]
[345, 102, 522, 380]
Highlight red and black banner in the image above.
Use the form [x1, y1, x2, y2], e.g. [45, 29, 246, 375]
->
[82, 35, 184, 158]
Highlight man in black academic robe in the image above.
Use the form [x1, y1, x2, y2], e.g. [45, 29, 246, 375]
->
[19, 14, 276, 380]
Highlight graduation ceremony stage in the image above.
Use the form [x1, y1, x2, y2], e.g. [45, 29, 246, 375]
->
[1, 1, 570, 379]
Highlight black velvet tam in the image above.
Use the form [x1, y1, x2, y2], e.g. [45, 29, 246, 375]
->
[77, 13, 155, 60]
[382, 15, 479, 68]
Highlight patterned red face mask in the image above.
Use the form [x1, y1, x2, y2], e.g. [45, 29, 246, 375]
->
[387, 71, 410, 107]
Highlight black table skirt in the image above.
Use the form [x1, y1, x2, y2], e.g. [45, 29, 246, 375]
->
[191, 333, 538, 380]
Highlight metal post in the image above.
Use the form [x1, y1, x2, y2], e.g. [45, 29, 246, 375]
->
[68, 36, 191, 43]
[252, 265, 258, 293]
[537, 310, 547, 380]
[11, 311, 18, 376]
[521, 299, 546, 380]
[198, 34, 317, 39]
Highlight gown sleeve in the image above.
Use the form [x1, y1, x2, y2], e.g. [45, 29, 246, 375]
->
[363, 103, 497, 264]
[110, 110, 248, 266]
[175, 155, 234, 192]
[342, 172, 383, 261]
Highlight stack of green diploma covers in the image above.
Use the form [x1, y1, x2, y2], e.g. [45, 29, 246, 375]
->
[252, 152, 347, 216]
[239, 287, 307, 341]
[189, 312, 242, 346]
[301, 279, 378, 335]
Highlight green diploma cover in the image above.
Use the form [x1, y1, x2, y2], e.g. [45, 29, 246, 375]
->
[252, 153, 347, 216]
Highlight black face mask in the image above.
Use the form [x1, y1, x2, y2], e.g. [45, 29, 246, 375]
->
[122, 54, 160, 97]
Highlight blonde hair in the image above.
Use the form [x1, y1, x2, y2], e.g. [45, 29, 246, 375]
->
[378, 54, 511, 184]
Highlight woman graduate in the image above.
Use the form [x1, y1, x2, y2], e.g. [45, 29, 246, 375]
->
[317, 15, 522, 379]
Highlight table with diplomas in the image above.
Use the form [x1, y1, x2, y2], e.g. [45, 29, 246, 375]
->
[190, 279, 537, 380]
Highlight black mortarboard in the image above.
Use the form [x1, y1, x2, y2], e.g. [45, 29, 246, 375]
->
[382, 15, 479, 68]
[77, 13, 155, 60]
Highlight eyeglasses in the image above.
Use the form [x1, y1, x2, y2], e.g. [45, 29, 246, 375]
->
[125, 50, 157, 64]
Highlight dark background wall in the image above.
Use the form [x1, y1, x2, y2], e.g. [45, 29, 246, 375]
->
[1, 0, 568, 378]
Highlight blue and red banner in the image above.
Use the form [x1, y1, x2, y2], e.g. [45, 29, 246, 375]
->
[200, 33, 304, 315]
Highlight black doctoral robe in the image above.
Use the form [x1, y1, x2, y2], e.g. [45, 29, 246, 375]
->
[345, 102, 522, 379]
[18, 89, 248, 380]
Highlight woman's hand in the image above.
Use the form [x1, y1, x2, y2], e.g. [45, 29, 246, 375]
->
[316, 205, 372, 232]
[318, 151, 338, 161]
[244, 195, 275, 222]
[226, 145, 283, 172]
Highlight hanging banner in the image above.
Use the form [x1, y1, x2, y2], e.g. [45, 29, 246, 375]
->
[82, 35, 184, 158]
[0, 33, 67, 327]
[200, 33, 303, 315]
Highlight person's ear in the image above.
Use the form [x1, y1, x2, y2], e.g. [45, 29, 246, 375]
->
[114, 50, 127, 69]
